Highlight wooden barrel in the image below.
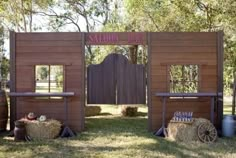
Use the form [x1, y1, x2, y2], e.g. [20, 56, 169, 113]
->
[0, 90, 8, 131]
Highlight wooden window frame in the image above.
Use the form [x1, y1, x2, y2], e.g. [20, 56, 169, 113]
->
[168, 64, 200, 99]
[34, 64, 65, 99]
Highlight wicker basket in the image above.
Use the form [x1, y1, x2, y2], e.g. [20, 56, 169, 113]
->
[23, 119, 62, 139]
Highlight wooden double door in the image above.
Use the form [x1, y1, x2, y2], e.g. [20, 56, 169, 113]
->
[87, 53, 146, 104]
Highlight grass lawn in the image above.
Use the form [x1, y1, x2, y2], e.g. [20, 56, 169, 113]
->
[0, 105, 236, 158]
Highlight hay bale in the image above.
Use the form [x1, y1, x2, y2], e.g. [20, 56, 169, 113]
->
[121, 105, 138, 117]
[24, 119, 61, 139]
[166, 118, 212, 142]
[85, 106, 101, 116]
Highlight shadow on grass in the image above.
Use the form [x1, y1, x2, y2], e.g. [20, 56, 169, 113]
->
[0, 131, 11, 137]
[136, 111, 147, 116]
[0, 133, 123, 158]
[98, 112, 112, 116]
[0, 136, 66, 157]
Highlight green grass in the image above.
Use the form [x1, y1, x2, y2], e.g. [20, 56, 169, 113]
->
[224, 104, 233, 115]
[35, 87, 63, 93]
[224, 96, 235, 115]
[0, 105, 236, 158]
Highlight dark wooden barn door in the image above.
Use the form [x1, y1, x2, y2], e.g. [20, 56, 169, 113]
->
[87, 53, 146, 104]
[116, 55, 146, 104]
[87, 55, 117, 104]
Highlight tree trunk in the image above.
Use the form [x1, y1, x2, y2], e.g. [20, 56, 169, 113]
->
[29, 0, 33, 32]
[21, 0, 27, 32]
[120, 44, 139, 115]
[129, 45, 138, 64]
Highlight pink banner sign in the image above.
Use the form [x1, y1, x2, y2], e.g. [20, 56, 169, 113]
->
[88, 33, 119, 43]
[86, 32, 146, 45]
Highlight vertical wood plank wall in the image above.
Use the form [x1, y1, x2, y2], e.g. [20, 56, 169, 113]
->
[149, 32, 219, 131]
[14, 32, 84, 132]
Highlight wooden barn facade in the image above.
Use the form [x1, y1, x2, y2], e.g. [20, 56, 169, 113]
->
[9, 31, 223, 132]
[148, 32, 223, 132]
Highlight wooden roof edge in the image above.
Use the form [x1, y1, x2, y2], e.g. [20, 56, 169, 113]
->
[9, 92, 75, 97]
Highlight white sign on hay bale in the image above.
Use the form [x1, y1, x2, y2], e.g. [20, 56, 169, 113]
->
[166, 118, 216, 142]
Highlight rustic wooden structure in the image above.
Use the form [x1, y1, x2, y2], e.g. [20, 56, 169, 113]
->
[149, 32, 223, 132]
[155, 92, 222, 136]
[10, 31, 223, 133]
[9, 32, 85, 131]
[9, 92, 75, 137]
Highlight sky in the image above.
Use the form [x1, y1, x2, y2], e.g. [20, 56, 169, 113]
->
[1, 0, 120, 59]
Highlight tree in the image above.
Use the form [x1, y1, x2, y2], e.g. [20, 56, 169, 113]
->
[33, 0, 111, 63]
[36, 66, 49, 80]
[0, 0, 54, 32]
[0, 56, 9, 80]
[0, 26, 8, 82]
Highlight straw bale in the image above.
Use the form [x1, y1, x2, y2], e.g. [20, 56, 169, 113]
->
[85, 106, 101, 116]
[121, 105, 138, 117]
[24, 119, 61, 139]
[166, 118, 211, 142]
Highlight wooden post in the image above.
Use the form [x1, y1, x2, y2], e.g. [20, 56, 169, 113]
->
[217, 31, 224, 130]
[232, 73, 236, 115]
[210, 97, 215, 124]
[81, 32, 85, 131]
[147, 32, 152, 131]
[10, 31, 16, 130]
